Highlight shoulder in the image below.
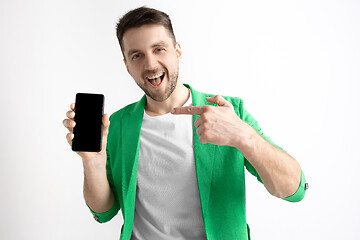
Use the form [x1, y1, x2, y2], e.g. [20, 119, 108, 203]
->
[110, 101, 137, 122]
[109, 95, 146, 122]
[107, 97, 145, 145]
[190, 86, 244, 117]
[219, 94, 244, 118]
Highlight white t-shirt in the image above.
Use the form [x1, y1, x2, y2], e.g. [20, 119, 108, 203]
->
[131, 95, 206, 240]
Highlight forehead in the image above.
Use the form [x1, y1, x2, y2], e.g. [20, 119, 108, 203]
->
[122, 24, 174, 53]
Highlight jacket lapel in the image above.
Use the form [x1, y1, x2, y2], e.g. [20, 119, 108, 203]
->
[188, 85, 216, 218]
[121, 96, 146, 203]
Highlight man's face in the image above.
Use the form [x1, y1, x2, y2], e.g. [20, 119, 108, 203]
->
[122, 24, 182, 102]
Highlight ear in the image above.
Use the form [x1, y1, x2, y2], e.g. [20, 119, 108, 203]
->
[123, 58, 130, 74]
[175, 42, 182, 60]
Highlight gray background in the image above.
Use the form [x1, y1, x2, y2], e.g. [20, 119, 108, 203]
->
[1, 0, 359, 239]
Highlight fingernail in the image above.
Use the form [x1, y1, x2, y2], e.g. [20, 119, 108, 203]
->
[171, 108, 175, 113]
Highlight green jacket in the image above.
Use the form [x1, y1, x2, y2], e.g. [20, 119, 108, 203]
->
[90, 84, 307, 240]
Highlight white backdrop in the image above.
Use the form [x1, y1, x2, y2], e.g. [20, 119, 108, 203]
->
[1, 0, 359, 239]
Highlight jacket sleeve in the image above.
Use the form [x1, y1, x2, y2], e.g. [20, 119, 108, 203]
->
[241, 106, 307, 202]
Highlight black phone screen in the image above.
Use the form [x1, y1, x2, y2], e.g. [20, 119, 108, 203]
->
[72, 93, 104, 152]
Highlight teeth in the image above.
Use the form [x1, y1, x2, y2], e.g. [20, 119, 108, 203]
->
[147, 72, 164, 80]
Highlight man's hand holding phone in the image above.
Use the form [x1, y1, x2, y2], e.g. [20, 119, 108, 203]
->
[63, 102, 110, 166]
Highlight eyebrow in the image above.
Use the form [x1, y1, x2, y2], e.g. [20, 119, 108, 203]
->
[126, 41, 170, 58]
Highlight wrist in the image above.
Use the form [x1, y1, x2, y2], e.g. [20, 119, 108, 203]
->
[82, 156, 107, 173]
[233, 123, 258, 153]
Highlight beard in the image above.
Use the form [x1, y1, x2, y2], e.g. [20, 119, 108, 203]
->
[138, 67, 179, 102]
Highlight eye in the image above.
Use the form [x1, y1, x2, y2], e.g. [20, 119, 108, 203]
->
[155, 48, 165, 52]
[132, 54, 141, 60]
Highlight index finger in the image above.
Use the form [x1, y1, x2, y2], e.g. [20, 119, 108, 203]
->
[171, 106, 205, 115]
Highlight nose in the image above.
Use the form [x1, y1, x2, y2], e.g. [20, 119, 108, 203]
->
[144, 54, 158, 70]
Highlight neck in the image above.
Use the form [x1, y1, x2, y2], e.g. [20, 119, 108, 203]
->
[145, 80, 189, 116]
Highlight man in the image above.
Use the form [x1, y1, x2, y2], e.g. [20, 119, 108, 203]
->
[63, 6, 307, 240]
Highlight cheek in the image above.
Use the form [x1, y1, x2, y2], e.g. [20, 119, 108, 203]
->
[163, 55, 179, 70]
[126, 68, 142, 85]
[127, 64, 141, 77]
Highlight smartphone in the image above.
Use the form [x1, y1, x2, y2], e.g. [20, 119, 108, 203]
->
[72, 93, 104, 152]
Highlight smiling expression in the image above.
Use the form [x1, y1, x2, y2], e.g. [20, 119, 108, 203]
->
[122, 24, 182, 102]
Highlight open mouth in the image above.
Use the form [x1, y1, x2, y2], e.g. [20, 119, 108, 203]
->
[146, 72, 165, 87]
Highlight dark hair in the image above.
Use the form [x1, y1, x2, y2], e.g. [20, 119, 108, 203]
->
[116, 6, 176, 57]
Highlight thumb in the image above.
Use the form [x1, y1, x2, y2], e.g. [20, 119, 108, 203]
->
[102, 114, 110, 146]
[206, 95, 232, 107]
